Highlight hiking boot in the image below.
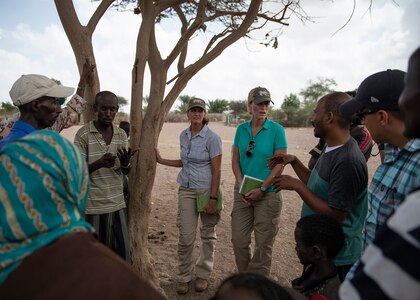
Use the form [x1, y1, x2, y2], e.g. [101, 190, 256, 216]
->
[176, 281, 189, 294]
[195, 277, 208, 292]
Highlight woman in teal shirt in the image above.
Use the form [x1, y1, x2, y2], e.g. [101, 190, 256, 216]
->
[231, 87, 287, 276]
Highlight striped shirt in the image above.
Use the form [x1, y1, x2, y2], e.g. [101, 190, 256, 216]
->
[177, 125, 222, 189]
[74, 121, 129, 214]
[340, 188, 420, 300]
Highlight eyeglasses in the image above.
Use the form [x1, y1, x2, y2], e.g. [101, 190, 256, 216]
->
[246, 141, 255, 157]
[357, 109, 378, 120]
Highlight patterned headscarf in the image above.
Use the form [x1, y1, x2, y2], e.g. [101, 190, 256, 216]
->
[0, 130, 93, 284]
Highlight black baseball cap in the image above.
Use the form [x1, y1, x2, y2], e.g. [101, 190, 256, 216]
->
[340, 69, 406, 116]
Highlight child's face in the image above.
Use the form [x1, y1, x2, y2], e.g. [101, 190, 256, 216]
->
[294, 227, 315, 265]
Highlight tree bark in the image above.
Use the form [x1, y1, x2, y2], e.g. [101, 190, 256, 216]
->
[54, 0, 106, 122]
[128, 0, 165, 293]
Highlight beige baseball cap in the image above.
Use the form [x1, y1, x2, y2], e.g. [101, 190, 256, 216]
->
[9, 74, 74, 106]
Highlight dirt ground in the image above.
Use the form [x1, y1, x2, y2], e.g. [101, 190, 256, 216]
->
[62, 122, 381, 300]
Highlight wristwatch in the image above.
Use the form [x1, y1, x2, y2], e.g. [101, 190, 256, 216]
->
[260, 186, 267, 192]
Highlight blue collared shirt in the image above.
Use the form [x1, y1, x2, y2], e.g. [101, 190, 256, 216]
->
[363, 138, 420, 248]
[0, 120, 35, 150]
[177, 125, 222, 189]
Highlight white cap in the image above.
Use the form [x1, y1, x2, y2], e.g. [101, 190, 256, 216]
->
[9, 74, 75, 106]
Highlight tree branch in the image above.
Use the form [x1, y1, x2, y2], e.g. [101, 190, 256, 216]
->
[149, 26, 163, 67]
[174, 5, 189, 75]
[164, 0, 207, 69]
[87, 0, 115, 33]
[163, 0, 264, 113]
[158, 0, 189, 12]
[203, 27, 232, 55]
[200, 2, 293, 56]
[55, 0, 82, 35]
[331, 0, 356, 37]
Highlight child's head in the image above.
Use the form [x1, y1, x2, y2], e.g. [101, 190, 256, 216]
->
[119, 121, 130, 138]
[294, 214, 344, 265]
[211, 272, 303, 300]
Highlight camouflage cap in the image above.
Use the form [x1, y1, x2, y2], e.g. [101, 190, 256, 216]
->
[187, 98, 206, 111]
[248, 87, 274, 105]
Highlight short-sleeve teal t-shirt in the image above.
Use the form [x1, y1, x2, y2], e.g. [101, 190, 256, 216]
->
[234, 118, 287, 189]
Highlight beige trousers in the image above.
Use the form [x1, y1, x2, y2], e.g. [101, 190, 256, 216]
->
[177, 186, 220, 283]
[231, 182, 282, 276]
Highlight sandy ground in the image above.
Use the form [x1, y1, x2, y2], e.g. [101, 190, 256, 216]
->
[61, 122, 381, 300]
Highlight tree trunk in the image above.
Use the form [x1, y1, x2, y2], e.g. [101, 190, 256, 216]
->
[128, 0, 166, 292]
[55, 0, 104, 122]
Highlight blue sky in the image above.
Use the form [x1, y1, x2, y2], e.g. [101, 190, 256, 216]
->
[0, 0, 419, 111]
[0, 0, 59, 31]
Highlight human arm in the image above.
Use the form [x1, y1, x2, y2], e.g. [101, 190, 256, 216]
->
[117, 147, 132, 175]
[58, 60, 95, 131]
[204, 155, 222, 214]
[269, 153, 311, 184]
[155, 148, 183, 167]
[351, 127, 373, 161]
[276, 152, 367, 224]
[231, 145, 243, 184]
[88, 153, 116, 174]
[51, 108, 71, 133]
[273, 174, 348, 223]
[244, 149, 287, 202]
[74, 129, 118, 174]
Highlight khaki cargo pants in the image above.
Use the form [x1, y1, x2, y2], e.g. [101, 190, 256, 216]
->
[231, 182, 282, 276]
[177, 186, 221, 283]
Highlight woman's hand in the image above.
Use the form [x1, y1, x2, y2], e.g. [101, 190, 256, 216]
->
[204, 199, 217, 214]
[155, 148, 162, 163]
[243, 188, 264, 203]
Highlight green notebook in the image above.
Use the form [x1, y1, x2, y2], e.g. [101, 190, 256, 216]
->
[197, 194, 223, 212]
[239, 175, 264, 195]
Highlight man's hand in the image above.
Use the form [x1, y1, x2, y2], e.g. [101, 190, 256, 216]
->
[272, 174, 303, 192]
[98, 152, 116, 169]
[268, 153, 296, 169]
[117, 147, 132, 168]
